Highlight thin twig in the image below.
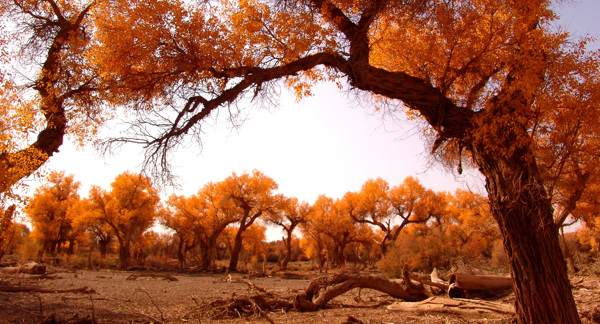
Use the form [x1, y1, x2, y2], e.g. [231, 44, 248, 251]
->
[32, 293, 44, 316]
[136, 288, 166, 323]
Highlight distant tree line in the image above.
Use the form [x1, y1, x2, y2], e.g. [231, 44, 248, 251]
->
[0, 169, 595, 274]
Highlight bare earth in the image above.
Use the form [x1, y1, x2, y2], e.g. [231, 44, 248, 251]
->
[1, 267, 599, 323]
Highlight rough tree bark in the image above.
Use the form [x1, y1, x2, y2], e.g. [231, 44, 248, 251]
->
[472, 138, 580, 323]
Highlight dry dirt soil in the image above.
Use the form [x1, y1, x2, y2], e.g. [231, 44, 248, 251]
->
[0, 267, 599, 324]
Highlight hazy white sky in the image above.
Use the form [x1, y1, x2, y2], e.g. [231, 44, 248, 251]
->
[34, 0, 600, 207]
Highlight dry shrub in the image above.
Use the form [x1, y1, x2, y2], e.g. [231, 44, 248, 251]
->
[378, 232, 458, 276]
[17, 237, 40, 262]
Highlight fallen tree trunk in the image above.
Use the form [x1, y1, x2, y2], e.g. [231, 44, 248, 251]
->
[447, 273, 512, 298]
[388, 296, 514, 315]
[297, 273, 427, 310]
[1, 262, 46, 275]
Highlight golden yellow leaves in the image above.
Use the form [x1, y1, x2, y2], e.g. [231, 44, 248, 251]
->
[25, 171, 82, 254]
[0, 77, 43, 154]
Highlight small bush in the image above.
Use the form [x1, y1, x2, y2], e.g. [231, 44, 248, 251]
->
[17, 238, 40, 262]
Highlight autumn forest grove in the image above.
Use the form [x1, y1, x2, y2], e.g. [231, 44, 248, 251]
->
[2, 0, 600, 323]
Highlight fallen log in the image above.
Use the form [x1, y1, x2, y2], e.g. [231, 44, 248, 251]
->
[447, 273, 512, 298]
[0, 285, 94, 293]
[388, 296, 515, 315]
[126, 273, 178, 281]
[1, 262, 46, 275]
[295, 273, 427, 311]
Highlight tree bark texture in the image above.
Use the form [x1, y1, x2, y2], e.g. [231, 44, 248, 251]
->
[228, 228, 245, 272]
[471, 130, 581, 323]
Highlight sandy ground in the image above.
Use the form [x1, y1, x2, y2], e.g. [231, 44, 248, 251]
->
[0, 267, 598, 323]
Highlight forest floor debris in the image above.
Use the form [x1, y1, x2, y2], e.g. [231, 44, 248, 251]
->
[0, 266, 599, 323]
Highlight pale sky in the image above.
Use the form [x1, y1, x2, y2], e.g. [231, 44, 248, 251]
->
[30, 0, 600, 209]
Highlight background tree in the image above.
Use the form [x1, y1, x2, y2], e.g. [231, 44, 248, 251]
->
[309, 195, 373, 267]
[239, 223, 268, 270]
[73, 198, 115, 259]
[160, 204, 195, 268]
[164, 182, 238, 270]
[267, 197, 310, 270]
[219, 170, 279, 272]
[25, 171, 81, 259]
[447, 190, 500, 260]
[346, 178, 392, 255]
[91, 172, 160, 268]
[0, 205, 16, 259]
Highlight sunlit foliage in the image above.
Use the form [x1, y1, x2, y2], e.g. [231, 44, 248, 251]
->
[25, 171, 82, 258]
[0, 1, 103, 194]
[86, 172, 160, 268]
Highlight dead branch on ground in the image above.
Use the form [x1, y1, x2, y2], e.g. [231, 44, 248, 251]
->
[387, 296, 514, 315]
[0, 286, 94, 293]
[137, 288, 166, 323]
[126, 273, 178, 281]
[1, 262, 46, 275]
[195, 273, 427, 320]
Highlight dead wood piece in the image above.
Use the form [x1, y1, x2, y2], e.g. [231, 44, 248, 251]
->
[296, 273, 427, 311]
[205, 294, 292, 320]
[29, 274, 62, 280]
[126, 273, 178, 281]
[409, 274, 448, 293]
[199, 273, 429, 320]
[387, 296, 515, 315]
[0, 285, 94, 293]
[447, 273, 512, 299]
[342, 315, 366, 324]
[448, 273, 512, 291]
[1, 262, 46, 275]
[278, 272, 307, 280]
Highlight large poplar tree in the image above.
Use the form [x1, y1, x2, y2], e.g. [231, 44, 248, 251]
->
[2, 0, 598, 322]
[89, 1, 599, 322]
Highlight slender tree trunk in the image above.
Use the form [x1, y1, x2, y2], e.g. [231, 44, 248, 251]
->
[67, 239, 75, 255]
[281, 231, 293, 270]
[117, 239, 130, 269]
[472, 141, 581, 323]
[379, 238, 388, 256]
[200, 243, 212, 270]
[228, 230, 244, 272]
[177, 237, 185, 269]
